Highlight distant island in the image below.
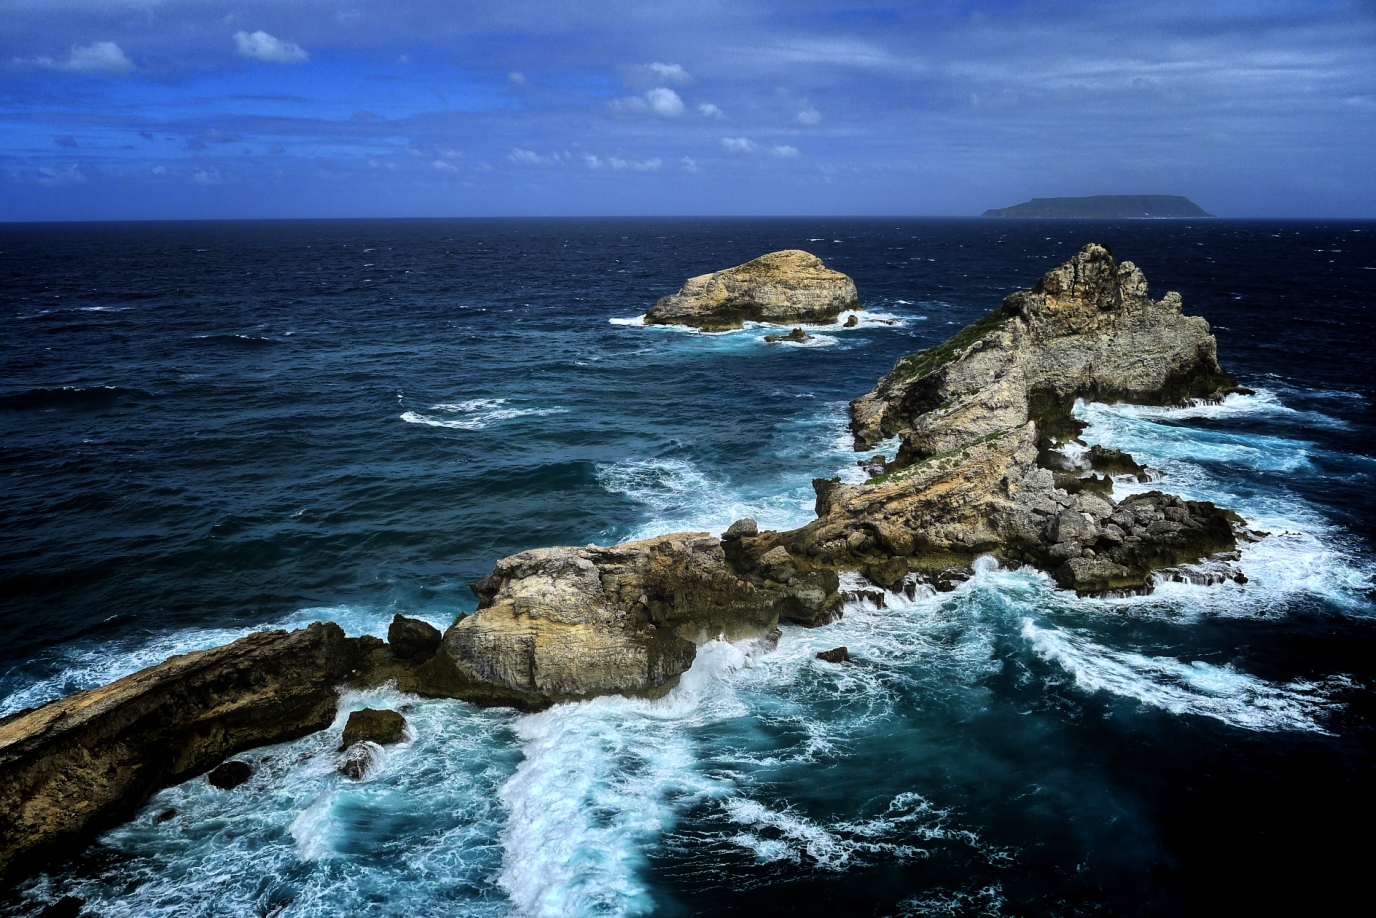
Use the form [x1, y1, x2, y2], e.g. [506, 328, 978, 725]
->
[983, 195, 1212, 219]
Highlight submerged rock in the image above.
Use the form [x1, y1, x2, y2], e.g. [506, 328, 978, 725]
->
[645, 250, 860, 331]
[336, 741, 384, 781]
[339, 708, 407, 750]
[207, 761, 252, 790]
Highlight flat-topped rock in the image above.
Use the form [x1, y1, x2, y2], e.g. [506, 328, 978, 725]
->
[645, 250, 860, 331]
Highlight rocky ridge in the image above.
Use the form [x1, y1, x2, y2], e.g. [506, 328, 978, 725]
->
[644, 249, 860, 330]
[0, 243, 1254, 883]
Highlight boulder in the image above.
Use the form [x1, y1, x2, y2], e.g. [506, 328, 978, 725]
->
[431, 532, 841, 707]
[339, 709, 408, 750]
[845, 314, 859, 328]
[645, 250, 860, 331]
[207, 761, 252, 790]
[387, 615, 442, 661]
[337, 742, 384, 781]
[816, 647, 851, 664]
[764, 327, 814, 344]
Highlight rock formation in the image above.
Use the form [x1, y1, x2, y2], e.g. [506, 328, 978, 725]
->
[0, 242, 1254, 883]
[340, 708, 408, 749]
[807, 243, 1245, 594]
[644, 250, 859, 330]
[764, 327, 814, 344]
[420, 531, 840, 707]
[0, 623, 363, 880]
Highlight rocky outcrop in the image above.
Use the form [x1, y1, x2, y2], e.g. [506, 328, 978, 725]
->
[850, 243, 1239, 451]
[645, 250, 859, 331]
[387, 615, 442, 661]
[764, 327, 815, 344]
[0, 623, 363, 881]
[422, 530, 841, 707]
[805, 243, 1245, 594]
[340, 708, 408, 749]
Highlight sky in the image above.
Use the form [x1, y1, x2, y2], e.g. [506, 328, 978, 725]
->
[1, 0, 1373, 220]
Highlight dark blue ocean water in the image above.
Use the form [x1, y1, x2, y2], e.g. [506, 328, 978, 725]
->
[1, 218, 1374, 917]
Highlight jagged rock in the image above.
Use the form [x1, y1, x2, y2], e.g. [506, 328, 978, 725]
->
[339, 709, 407, 750]
[387, 615, 442, 661]
[645, 250, 860, 331]
[816, 647, 851, 664]
[430, 532, 842, 706]
[724, 518, 759, 539]
[155, 809, 177, 824]
[207, 761, 252, 790]
[845, 314, 859, 328]
[764, 327, 814, 343]
[337, 742, 384, 781]
[850, 243, 1239, 451]
[1088, 445, 1151, 481]
[0, 623, 363, 881]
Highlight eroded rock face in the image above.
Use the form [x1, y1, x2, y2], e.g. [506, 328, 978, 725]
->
[850, 243, 1239, 451]
[645, 250, 860, 330]
[429, 531, 841, 706]
[822, 244, 1244, 594]
[0, 623, 363, 881]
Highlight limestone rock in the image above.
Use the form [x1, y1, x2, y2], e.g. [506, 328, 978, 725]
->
[850, 243, 1239, 450]
[645, 250, 860, 331]
[432, 532, 841, 706]
[339, 709, 408, 750]
[387, 615, 442, 661]
[0, 622, 363, 881]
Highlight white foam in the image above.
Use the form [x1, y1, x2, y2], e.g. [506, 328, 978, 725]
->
[401, 398, 568, 431]
[608, 314, 646, 326]
[1022, 618, 1341, 733]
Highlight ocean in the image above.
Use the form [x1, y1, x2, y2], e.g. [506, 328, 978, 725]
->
[1, 218, 1373, 916]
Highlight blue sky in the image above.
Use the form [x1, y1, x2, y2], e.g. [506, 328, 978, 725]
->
[2, 0, 1373, 220]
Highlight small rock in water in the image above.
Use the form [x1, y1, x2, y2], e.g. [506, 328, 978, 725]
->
[844, 314, 859, 327]
[337, 741, 385, 781]
[764, 327, 813, 343]
[816, 646, 851, 664]
[155, 808, 177, 824]
[340, 708, 408, 750]
[207, 760, 252, 790]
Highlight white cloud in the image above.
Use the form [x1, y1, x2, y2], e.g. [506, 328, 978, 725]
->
[585, 155, 603, 169]
[36, 41, 134, 74]
[436, 147, 461, 159]
[34, 164, 85, 186]
[151, 165, 166, 176]
[721, 136, 757, 153]
[644, 62, 691, 83]
[508, 147, 554, 165]
[796, 106, 821, 125]
[646, 87, 684, 116]
[607, 157, 661, 171]
[405, 147, 424, 158]
[770, 145, 801, 158]
[698, 103, 725, 118]
[611, 88, 684, 118]
[234, 31, 308, 64]
[433, 160, 459, 172]
[681, 157, 699, 173]
[509, 71, 528, 87]
[192, 168, 222, 185]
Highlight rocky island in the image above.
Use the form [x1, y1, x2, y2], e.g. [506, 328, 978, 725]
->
[644, 249, 860, 330]
[983, 195, 1212, 219]
[0, 243, 1253, 884]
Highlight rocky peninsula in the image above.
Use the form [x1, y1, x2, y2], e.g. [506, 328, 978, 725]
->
[0, 243, 1253, 884]
[644, 249, 859, 330]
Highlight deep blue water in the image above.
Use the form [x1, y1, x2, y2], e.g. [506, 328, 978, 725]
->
[1, 218, 1374, 917]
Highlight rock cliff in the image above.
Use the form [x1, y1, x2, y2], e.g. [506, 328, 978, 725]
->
[644, 250, 859, 330]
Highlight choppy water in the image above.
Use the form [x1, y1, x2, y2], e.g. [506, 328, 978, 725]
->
[2, 218, 1374, 916]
